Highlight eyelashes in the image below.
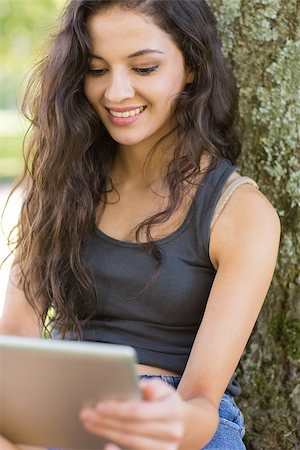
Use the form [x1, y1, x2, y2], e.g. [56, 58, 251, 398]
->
[87, 69, 107, 76]
[87, 65, 159, 77]
[134, 66, 159, 75]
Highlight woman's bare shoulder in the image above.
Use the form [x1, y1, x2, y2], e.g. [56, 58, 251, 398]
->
[210, 180, 281, 270]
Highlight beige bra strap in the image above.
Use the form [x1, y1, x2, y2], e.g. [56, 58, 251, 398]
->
[210, 176, 259, 229]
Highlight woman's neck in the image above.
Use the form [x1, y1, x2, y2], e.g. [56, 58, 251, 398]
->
[112, 139, 175, 187]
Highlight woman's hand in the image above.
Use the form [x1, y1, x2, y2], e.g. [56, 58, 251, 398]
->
[80, 379, 185, 450]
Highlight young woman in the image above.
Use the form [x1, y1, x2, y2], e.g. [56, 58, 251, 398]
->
[0, 0, 280, 449]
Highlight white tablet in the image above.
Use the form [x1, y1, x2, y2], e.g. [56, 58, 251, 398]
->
[0, 335, 141, 449]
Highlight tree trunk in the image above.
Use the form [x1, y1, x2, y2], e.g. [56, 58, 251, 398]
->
[209, 1, 300, 448]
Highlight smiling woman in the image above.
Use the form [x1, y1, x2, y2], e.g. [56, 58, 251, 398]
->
[84, 9, 193, 149]
[0, 1, 280, 450]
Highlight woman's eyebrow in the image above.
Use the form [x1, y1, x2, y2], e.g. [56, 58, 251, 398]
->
[89, 48, 165, 60]
[128, 49, 165, 58]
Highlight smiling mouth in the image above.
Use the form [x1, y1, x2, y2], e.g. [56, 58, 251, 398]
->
[107, 106, 147, 118]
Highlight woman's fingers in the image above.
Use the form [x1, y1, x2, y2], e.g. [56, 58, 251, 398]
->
[80, 379, 184, 450]
[104, 444, 121, 450]
[84, 421, 179, 450]
[82, 411, 183, 440]
[82, 379, 182, 422]
[81, 395, 180, 424]
[140, 379, 174, 401]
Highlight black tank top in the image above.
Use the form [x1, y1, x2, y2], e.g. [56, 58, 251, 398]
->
[58, 158, 238, 377]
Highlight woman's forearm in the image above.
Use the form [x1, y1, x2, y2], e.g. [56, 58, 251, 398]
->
[179, 396, 219, 450]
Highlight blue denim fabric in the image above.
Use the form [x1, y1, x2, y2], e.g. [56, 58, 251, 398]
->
[48, 374, 246, 450]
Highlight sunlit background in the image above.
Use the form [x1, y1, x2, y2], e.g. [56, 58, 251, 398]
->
[0, 0, 65, 315]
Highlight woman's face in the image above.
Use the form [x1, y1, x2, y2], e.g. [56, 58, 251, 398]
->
[84, 7, 193, 149]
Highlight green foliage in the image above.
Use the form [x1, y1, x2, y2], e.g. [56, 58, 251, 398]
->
[0, 0, 65, 108]
[0, 0, 66, 179]
[0, 134, 23, 179]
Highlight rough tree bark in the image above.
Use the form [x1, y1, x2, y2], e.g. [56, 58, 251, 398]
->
[209, 1, 300, 448]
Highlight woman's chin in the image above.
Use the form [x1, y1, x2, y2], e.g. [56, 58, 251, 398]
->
[109, 134, 147, 148]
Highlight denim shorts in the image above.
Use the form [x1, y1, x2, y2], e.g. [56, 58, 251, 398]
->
[48, 374, 246, 450]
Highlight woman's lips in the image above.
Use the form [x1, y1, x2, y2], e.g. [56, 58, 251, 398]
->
[106, 106, 147, 125]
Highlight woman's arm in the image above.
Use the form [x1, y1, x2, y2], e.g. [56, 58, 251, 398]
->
[0, 265, 42, 336]
[177, 184, 281, 448]
[79, 185, 280, 450]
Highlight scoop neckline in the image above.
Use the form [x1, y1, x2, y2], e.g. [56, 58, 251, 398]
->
[94, 168, 213, 248]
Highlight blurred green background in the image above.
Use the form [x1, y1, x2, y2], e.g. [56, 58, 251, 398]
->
[0, 0, 65, 180]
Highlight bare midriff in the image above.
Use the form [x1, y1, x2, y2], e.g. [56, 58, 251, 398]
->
[136, 363, 180, 376]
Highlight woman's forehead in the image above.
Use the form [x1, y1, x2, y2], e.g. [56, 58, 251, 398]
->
[86, 7, 173, 56]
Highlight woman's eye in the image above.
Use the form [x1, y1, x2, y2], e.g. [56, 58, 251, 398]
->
[86, 65, 159, 77]
[134, 65, 159, 75]
[87, 68, 107, 77]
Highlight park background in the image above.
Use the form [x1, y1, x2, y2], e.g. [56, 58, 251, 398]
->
[0, 0, 299, 448]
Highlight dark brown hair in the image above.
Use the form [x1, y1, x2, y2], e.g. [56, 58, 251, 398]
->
[5, 0, 241, 337]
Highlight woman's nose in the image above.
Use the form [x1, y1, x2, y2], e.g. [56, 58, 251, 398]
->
[104, 71, 135, 104]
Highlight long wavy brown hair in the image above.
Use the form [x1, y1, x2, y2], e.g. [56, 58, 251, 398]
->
[4, 0, 241, 337]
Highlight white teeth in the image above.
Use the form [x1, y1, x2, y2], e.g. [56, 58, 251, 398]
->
[109, 106, 145, 118]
